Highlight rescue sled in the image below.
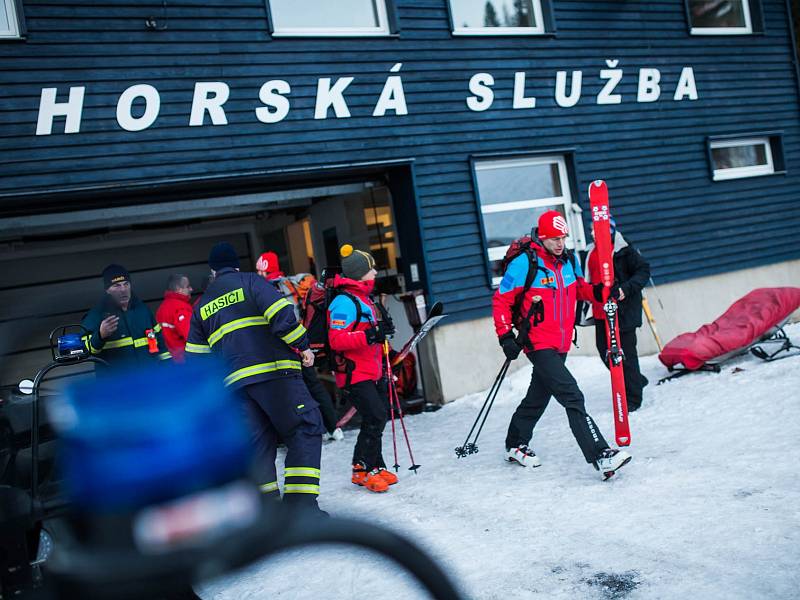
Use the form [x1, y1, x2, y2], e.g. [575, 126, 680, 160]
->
[657, 287, 800, 384]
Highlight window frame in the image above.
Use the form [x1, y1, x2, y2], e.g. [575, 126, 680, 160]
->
[0, 0, 22, 40]
[267, 0, 393, 37]
[448, 0, 546, 36]
[470, 152, 584, 288]
[708, 136, 777, 181]
[686, 0, 754, 35]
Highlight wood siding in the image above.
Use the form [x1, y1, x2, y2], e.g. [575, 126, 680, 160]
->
[1, 0, 799, 322]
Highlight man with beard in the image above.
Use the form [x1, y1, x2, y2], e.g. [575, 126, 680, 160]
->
[81, 264, 171, 371]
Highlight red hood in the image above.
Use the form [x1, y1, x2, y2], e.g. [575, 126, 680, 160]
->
[333, 274, 375, 297]
[163, 290, 192, 304]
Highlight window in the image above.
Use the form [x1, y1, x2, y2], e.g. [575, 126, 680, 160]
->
[709, 137, 778, 180]
[687, 0, 752, 34]
[0, 0, 21, 39]
[268, 0, 391, 36]
[449, 0, 545, 35]
[473, 155, 585, 287]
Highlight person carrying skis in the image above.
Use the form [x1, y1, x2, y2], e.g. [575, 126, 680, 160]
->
[493, 210, 631, 479]
[258, 249, 344, 442]
[328, 244, 397, 493]
[185, 242, 326, 511]
[583, 218, 651, 411]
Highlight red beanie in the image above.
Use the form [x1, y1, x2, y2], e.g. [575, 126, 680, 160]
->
[537, 210, 569, 239]
[256, 251, 282, 279]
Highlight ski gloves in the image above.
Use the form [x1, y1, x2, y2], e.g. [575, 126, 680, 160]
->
[365, 320, 396, 345]
[499, 332, 522, 361]
[592, 282, 622, 303]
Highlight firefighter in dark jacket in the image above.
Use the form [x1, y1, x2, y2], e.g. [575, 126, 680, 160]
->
[185, 242, 325, 510]
[584, 219, 651, 411]
[81, 264, 171, 370]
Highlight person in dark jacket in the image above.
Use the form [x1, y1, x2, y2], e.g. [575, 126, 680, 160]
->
[155, 273, 193, 362]
[584, 218, 651, 411]
[185, 242, 325, 510]
[328, 244, 397, 493]
[81, 264, 171, 371]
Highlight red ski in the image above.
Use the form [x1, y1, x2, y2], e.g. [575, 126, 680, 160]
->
[588, 180, 631, 447]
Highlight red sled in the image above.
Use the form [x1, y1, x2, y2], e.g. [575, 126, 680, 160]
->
[658, 287, 800, 383]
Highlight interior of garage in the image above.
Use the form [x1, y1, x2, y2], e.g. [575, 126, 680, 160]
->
[0, 165, 439, 407]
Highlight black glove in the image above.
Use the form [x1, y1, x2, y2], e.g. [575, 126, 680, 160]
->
[499, 333, 522, 361]
[364, 321, 393, 345]
[593, 282, 621, 302]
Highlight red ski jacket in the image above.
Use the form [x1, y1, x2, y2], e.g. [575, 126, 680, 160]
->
[327, 275, 384, 387]
[156, 291, 193, 362]
[493, 242, 594, 354]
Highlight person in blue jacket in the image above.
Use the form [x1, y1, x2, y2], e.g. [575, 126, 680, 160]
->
[81, 264, 171, 371]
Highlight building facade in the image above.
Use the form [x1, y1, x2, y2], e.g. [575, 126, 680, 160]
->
[2, 0, 799, 399]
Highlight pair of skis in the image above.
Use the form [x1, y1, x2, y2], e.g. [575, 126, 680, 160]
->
[588, 180, 631, 447]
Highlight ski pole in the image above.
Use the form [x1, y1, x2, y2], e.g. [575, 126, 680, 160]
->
[641, 292, 663, 352]
[385, 340, 420, 472]
[454, 359, 510, 458]
[648, 275, 677, 342]
[383, 341, 400, 471]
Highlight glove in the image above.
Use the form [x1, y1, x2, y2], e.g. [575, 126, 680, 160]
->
[499, 333, 522, 361]
[365, 321, 393, 345]
[593, 282, 621, 302]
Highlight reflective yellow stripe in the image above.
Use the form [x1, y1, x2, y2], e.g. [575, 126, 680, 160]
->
[153, 323, 162, 333]
[223, 360, 302, 387]
[200, 288, 246, 321]
[208, 316, 267, 347]
[104, 337, 133, 349]
[281, 324, 306, 345]
[264, 298, 292, 323]
[259, 481, 279, 493]
[133, 337, 148, 348]
[284, 467, 320, 479]
[283, 484, 319, 495]
[158, 351, 172, 361]
[185, 342, 212, 354]
[82, 335, 101, 354]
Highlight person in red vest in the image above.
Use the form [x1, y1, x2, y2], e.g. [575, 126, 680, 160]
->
[156, 273, 194, 362]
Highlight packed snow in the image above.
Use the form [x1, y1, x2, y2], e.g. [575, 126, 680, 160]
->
[201, 323, 800, 599]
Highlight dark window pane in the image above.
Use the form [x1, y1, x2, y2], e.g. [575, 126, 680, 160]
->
[476, 161, 562, 206]
[450, 0, 537, 29]
[272, 0, 382, 29]
[712, 144, 767, 170]
[689, 0, 747, 29]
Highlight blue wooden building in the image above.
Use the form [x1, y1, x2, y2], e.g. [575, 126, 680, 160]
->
[2, 0, 799, 399]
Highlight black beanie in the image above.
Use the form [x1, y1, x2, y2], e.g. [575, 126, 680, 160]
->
[102, 264, 130, 289]
[340, 244, 375, 281]
[209, 242, 240, 271]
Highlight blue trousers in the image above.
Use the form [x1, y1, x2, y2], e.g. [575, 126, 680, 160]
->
[241, 375, 325, 506]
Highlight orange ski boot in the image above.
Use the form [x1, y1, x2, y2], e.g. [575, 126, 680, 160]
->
[352, 463, 388, 493]
[375, 467, 398, 486]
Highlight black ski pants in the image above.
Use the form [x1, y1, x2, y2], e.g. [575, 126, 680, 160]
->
[241, 375, 325, 507]
[345, 379, 389, 471]
[594, 324, 648, 410]
[302, 365, 339, 434]
[506, 350, 609, 463]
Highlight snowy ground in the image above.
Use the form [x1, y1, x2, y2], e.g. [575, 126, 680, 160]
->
[201, 323, 800, 599]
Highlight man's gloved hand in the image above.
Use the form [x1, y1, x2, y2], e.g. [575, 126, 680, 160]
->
[499, 333, 522, 361]
[593, 282, 622, 302]
[379, 319, 395, 338]
[365, 324, 388, 345]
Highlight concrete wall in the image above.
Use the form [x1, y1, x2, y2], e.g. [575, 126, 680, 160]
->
[431, 259, 800, 402]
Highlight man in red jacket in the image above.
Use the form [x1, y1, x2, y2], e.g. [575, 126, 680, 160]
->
[156, 273, 194, 362]
[492, 210, 631, 480]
